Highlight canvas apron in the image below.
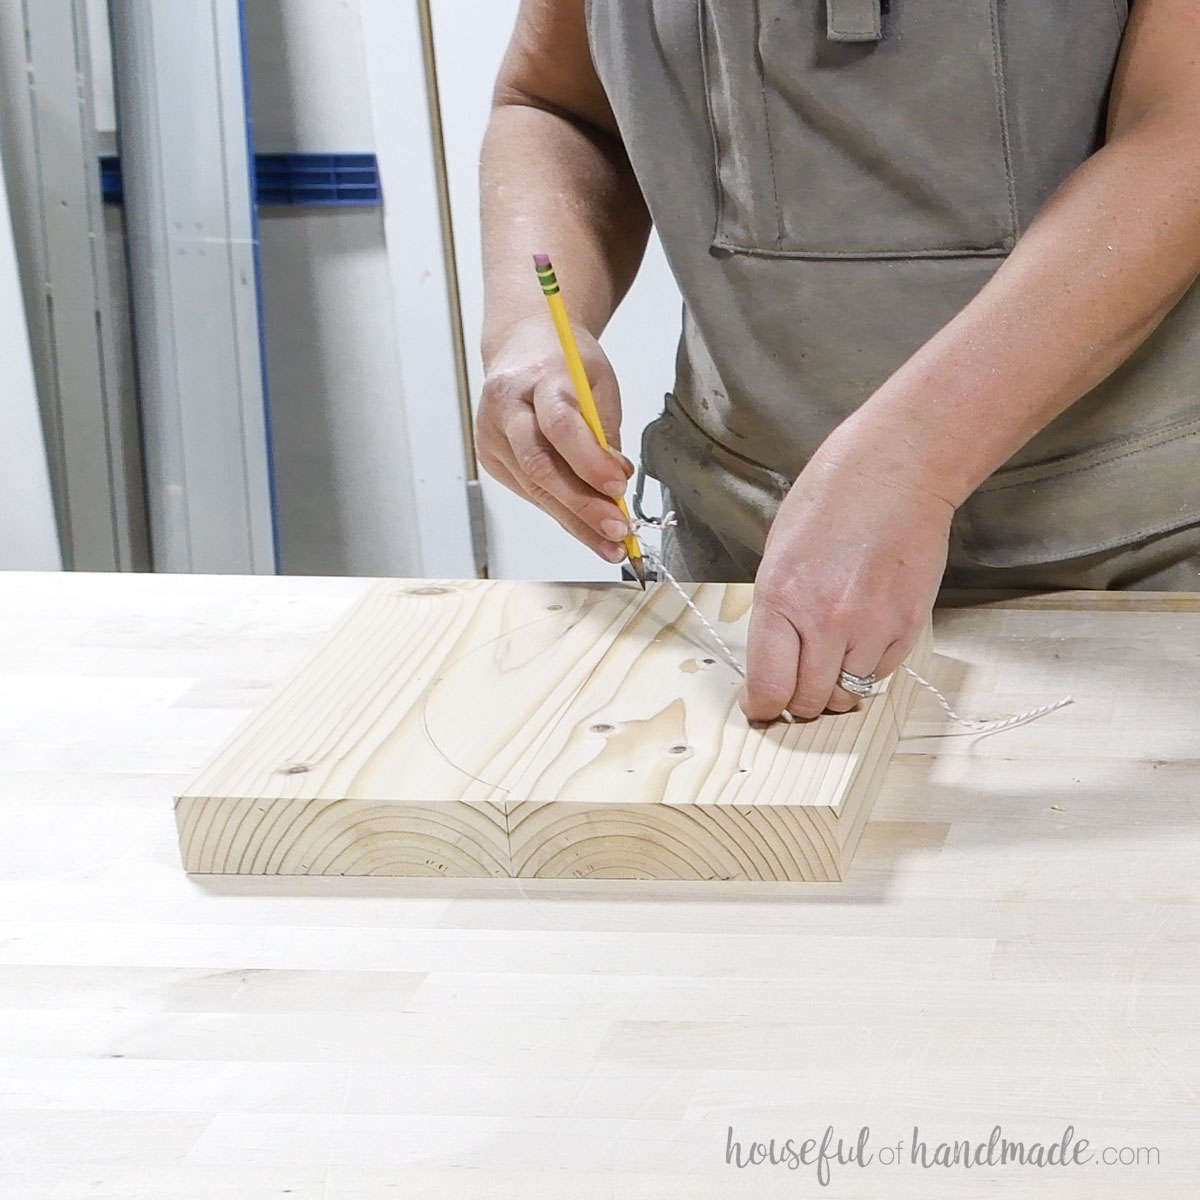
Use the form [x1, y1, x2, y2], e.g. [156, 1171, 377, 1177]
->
[585, 0, 1200, 588]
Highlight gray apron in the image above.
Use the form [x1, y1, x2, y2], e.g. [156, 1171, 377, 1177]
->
[586, 0, 1200, 588]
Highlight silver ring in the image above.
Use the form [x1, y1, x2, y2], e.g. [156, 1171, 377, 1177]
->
[837, 669, 877, 698]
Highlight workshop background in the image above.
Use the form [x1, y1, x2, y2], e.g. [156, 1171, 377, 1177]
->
[0, 0, 679, 581]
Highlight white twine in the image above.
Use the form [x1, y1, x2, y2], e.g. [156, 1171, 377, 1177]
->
[630, 513, 1074, 737]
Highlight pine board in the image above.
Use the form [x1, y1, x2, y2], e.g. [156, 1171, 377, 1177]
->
[175, 579, 933, 880]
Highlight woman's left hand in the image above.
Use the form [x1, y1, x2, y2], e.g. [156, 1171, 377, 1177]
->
[741, 434, 956, 721]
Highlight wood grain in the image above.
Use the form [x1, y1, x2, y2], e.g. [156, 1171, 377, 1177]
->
[175, 580, 933, 881]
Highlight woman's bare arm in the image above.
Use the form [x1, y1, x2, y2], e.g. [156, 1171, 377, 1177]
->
[745, 0, 1200, 721]
[476, 0, 653, 561]
[829, 0, 1200, 508]
[481, 0, 650, 365]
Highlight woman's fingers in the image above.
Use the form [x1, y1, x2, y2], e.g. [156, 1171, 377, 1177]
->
[744, 622, 913, 721]
[532, 372, 629, 500]
[788, 627, 852, 719]
[741, 603, 802, 721]
[503, 405, 630, 543]
[485, 440, 627, 563]
[477, 317, 633, 557]
[524, 477, 628, 562]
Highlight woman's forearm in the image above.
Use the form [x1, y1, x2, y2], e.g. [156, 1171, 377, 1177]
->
[480, 99, 651, 368]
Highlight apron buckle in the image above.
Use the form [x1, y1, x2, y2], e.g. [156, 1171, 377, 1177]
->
[827, 0, 884, 43]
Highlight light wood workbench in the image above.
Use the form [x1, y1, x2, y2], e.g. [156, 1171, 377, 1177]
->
[1, 570, 1198, 1198]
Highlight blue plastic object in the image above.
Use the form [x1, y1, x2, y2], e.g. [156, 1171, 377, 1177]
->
[255, 153, 381, 207]
[99, 152, 382, 208]
[100, 155, 123, 205]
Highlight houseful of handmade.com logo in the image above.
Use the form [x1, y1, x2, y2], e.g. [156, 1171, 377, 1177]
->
[724, 1124, 1160, 1187]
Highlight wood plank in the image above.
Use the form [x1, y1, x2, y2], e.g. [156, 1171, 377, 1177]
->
[938, 587, 1200, 613]
[176, 579, 932, 880]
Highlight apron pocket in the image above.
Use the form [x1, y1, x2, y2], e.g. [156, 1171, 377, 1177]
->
[700, 0, 1018, 259]
[641, 392, 792, 556]
[955, 414, 1200, 567]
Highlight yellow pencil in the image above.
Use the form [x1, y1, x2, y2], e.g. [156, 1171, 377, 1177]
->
[533, 253, 647, 588]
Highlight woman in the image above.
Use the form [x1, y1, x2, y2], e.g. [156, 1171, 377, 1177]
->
[475, 0, 1200, 721]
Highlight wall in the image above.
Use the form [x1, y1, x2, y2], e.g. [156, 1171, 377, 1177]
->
[97, 0, 438, 578]
[244, 1, 425, 578]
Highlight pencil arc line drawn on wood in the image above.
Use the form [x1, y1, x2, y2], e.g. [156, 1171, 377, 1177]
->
[176, 579, 933, 881]
[414, 583, 636, 793]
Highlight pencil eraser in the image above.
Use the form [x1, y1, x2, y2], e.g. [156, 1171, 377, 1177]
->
[532, 253, 551, 269]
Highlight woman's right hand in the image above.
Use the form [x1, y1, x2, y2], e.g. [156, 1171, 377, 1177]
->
[476, 313, 635, 563]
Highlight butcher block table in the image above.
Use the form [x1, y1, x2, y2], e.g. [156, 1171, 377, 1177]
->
[1, 570, 1198, 1199]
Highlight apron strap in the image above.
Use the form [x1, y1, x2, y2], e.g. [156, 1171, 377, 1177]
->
[826, 0, 883, 42]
